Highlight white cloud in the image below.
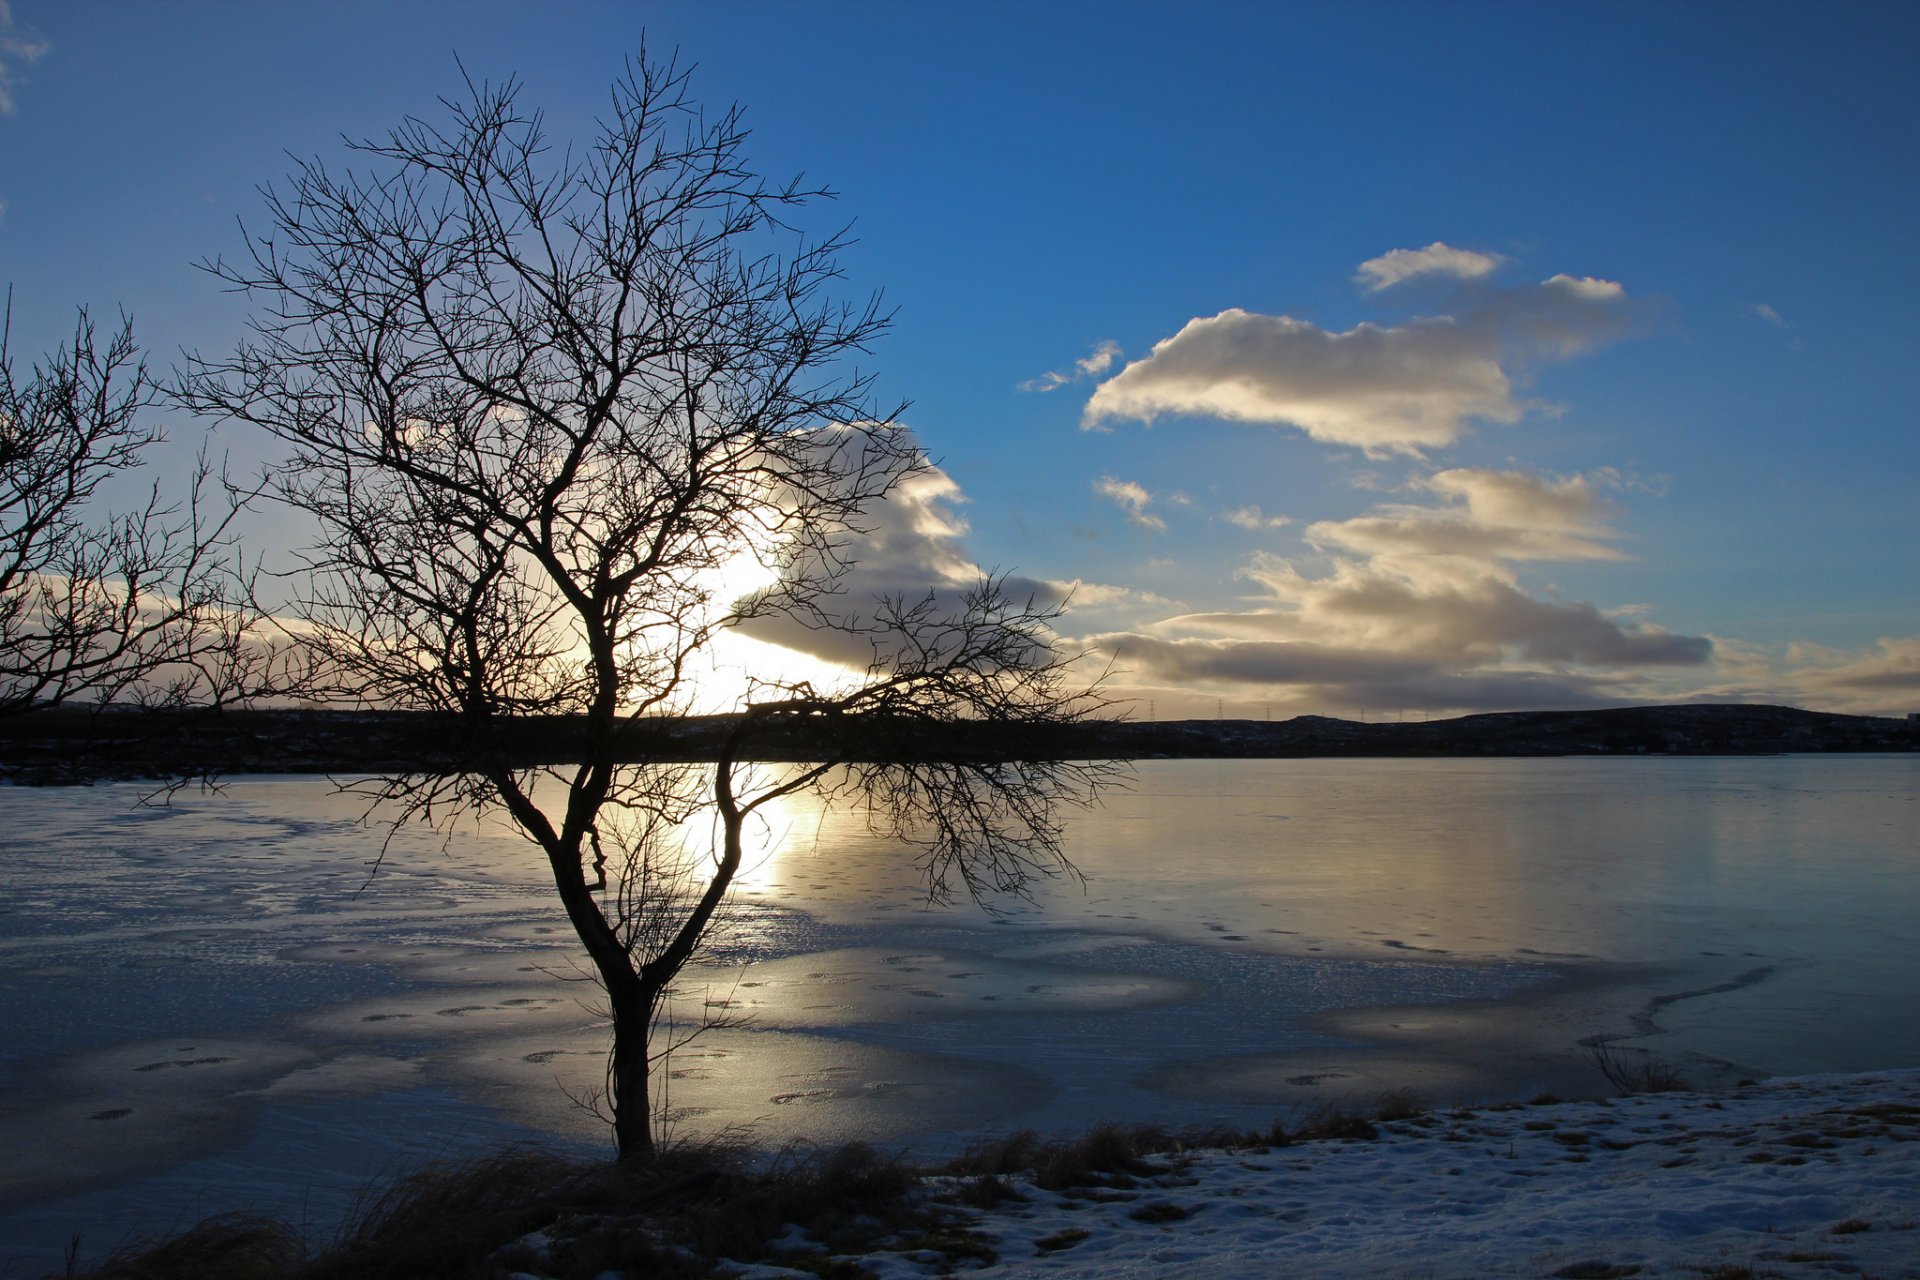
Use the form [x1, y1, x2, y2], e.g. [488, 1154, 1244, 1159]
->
[1541, 274, 1625, 302]
[1019, 339, 1123, 393]
[1093, 475, 1167, 532]
[0, 1, 49, 117]
[1074, 455, 1709, 718]
[1083, 309, 1514, 453]
[1050, 579, 1177, 628]
[1356, 242, 1506, 292]
[1185, 551, 1710, 668]
[1222, 505, 1293, 531]
[1307, 468, 1625, 563]
[1081, 264, 1633, 454]
[1076, 341, 1122, 379]
[1750, 303, 1788, 327]
[732, 445, 1064, 669]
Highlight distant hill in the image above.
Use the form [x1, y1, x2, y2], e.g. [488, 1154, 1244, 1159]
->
[1062, 703, 1915, 759]
[0, 702, 1911, 783]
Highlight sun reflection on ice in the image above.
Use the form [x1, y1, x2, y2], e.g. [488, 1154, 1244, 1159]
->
[691, 770, 828, 900]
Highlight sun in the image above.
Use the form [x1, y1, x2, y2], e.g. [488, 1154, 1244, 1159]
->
[678, 544, 866, 715]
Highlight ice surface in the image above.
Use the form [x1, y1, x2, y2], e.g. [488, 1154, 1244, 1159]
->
[2, 757, 1916, 1270]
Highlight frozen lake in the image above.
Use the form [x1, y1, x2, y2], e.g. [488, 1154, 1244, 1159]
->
[2, 755, 1915, 1269]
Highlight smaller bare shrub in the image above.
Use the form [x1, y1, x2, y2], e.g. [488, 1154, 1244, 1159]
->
[1374, 1088, 1426, 1122]
[1583, 1037, 1692, 1095]
[952, 1173, 1027, 1209]
[1293, 1104, 1378, 1142]
[947, 1129, 1044, 1178]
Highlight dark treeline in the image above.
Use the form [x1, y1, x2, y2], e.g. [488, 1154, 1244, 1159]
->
[2, 702, 1910, 783]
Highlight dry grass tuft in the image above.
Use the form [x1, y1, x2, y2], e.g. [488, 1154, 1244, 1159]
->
[311, 1149, 611, 1280]
[1290, 1103, 1379, 1142]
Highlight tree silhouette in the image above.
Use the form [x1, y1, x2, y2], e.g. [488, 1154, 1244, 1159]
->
[1, 297, 258, 718]
[183, 54, 1110, 1157]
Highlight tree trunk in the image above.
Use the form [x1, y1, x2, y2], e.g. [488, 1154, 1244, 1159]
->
[609, 979, 655, 1160]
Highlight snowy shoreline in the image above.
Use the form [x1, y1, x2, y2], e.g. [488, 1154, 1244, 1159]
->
[720, 1070, 1919, 1280]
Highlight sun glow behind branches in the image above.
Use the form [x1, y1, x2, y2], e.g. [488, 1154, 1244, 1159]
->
[674, 541, 867, 716]
[692, 629, 862, 715]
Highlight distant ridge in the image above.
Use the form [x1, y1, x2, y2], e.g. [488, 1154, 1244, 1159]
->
[0, 702, 1911, 783]
[1069, 703, 1914, 759]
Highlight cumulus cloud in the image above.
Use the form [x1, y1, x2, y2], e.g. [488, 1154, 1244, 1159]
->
[1081, 258, 1633, 453]
[1222, 505, 1293, 531]
[1093, 475, 1167, 532]
[1020, 339, 1123, 393]
[1355, 242, 1506, 292]
[1076, 455, 1710, 718]
[1307, 468, 1625, 563]
[1083, 309, 1514, 453]
[731, 450, 1062, 669]
[1174, 552, 1709, 668]
[0, 0, 49, 116]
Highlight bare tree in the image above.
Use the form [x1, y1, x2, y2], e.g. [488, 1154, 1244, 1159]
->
[0, 297, 261, 719]
[183, 55, 1111, 1158]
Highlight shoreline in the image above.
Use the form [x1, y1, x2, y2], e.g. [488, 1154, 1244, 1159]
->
[23, 1069, 1919, 1280]
[2, 703, 1912, 785]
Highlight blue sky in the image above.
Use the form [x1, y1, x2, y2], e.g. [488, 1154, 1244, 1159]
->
[3, 0, 1916, 718]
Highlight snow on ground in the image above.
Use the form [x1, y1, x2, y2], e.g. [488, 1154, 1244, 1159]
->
[729, 1071, 1920, 1279]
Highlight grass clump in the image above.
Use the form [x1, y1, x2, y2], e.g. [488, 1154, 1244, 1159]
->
[313, 1150, 607, 1280]
[665, 1141, 921, 1263]
[945, 1123, 1169, 1191]
[1291, 1103, 1379, 1142]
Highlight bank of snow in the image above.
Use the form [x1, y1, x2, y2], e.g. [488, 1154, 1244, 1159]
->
[726, 1070, 1920, 1280]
